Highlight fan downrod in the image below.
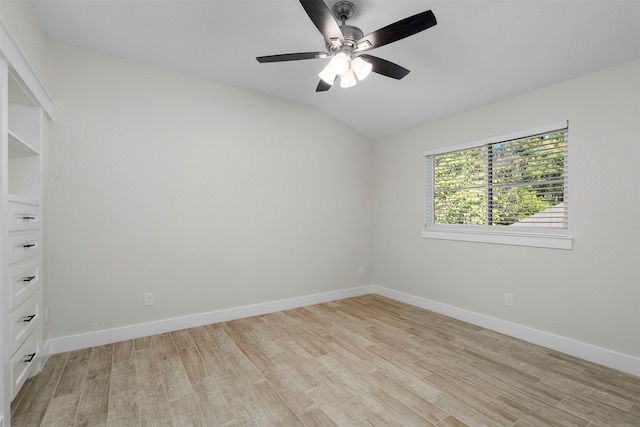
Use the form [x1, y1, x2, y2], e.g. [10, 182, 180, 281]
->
[332, 1, 355, 24]
[329, 1, 362, 48]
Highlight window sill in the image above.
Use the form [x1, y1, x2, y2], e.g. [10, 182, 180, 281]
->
[421, 229, 573, 250]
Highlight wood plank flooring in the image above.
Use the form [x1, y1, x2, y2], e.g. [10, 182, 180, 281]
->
[11, 295, 640, 426]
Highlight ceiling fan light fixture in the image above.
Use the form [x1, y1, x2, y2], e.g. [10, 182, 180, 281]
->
[318, 62, 337, 85]
[329, 52, 350, 75]
[340, 68, 357, 88]
[351, 57, 372, 80]
[257, 1, 437, 92]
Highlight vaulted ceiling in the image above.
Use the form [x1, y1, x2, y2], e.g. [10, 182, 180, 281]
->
[32, 0, 640, 139]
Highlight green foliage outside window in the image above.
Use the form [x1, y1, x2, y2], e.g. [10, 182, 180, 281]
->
[433, 132, 565, 226]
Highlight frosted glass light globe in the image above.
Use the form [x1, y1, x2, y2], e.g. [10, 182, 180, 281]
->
[351, 57, 372, 81]
[340, 68, 357, 88]
[318, 63, 337, 85]
[330, 52, 350, 75]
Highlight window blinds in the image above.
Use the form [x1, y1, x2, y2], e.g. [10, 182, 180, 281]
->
[425, 123, 568, 231]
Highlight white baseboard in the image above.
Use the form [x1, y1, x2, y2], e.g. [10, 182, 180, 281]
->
[47, 285, 374, 354]
[372, 285, 640, 377]
[46, 283, 638, 377]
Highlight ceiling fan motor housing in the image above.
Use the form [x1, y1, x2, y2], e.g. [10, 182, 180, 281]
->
[327, 24, 363, 53]
[341, 25, 364, 45]
[326, 1, 363, 55]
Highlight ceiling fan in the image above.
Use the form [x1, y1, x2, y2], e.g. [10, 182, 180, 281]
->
[256, 0, 437, 91]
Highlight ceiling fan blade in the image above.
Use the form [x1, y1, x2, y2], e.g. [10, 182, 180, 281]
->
[316, 77, 336, 92]
[256, 52, 329, 63]
[299, 0, 345, 46]
[359, 55, 410, 80]
[356, 10, 436, 52]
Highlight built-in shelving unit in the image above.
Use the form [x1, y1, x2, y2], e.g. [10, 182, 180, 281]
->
[2, 68, 43, 399]
[0, 18, 53, 427]
[2, 67, 45, 416]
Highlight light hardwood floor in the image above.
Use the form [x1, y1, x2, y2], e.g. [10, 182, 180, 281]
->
[11, 295, 640, 426]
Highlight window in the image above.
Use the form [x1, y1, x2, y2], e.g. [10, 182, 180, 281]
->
[423, 121, 572, 249]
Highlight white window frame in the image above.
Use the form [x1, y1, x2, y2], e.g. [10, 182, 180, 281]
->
[422, 121, 572, 250]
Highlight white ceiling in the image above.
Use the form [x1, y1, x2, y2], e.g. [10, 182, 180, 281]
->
[31, 0, 640, 139]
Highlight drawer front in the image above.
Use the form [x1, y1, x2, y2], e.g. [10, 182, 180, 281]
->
[8, 200, 40, 231]
[10, 325, 41, 400]
[9, 231, 39, 264]
[10, 291, 40, 352]
[9, 257, 40, 310]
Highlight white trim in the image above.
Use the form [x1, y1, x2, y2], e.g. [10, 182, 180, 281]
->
[372, 285, 640, 377]
[46, 284, 639, 377]
[421, 229, 573, 250]
[0, 17, 53, 118]
[423, 121, 570, 249]
[47, 285, 374, 354]
[423, 120, 568, 156]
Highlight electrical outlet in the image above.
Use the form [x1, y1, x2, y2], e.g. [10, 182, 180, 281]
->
[504, 293, 514, 308]
[358, 266, 364, 276]
[144, 292, 154, 307]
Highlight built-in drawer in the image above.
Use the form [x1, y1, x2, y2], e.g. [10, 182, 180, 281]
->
[10, 291, 40, 353]
[8, 200, 40, 232]
[9, 231, 39, 264]
[9, 257, 39, 310]
[10, 325, 41, 400]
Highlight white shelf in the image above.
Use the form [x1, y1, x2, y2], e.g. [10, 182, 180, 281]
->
[7, 193, 39, 205]
[8, 131, 39, 158]
[8, 104, 41, 153]
[8, 71, 36, 107]
[7, 104, 42, 200]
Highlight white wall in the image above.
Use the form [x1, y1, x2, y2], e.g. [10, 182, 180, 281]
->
[46, 41, 372, 340]
[372, 60, 640, 359]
